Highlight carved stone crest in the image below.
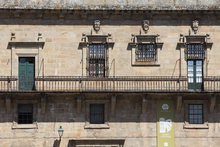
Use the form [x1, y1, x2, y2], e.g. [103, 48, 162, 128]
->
[192, 20, 199, 34]
[93, 20, 101, 32]
[142, 20, 150, 34]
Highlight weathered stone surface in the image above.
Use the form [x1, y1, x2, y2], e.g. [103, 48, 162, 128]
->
[0, 0, 220, 10]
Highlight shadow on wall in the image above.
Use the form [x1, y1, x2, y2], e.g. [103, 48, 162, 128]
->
[67, 140, 125, 147]
[53, 139, 61, 147]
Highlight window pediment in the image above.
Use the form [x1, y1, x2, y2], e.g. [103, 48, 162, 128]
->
[80, 20, 114, 49]
[129, 20, 163, 66]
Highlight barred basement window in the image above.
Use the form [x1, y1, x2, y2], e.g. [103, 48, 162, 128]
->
[88, 44, 106, 77]
[186, 44, 205, 59]
[90, 104, 105, 124]
[188, 104, 204, 124]
[18, 104, 33, 124]
[136, 44, 156, 62]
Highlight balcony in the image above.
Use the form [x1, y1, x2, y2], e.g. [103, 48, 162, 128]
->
[0, 76, 220, 93]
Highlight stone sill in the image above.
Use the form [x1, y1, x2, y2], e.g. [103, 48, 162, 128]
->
[84, 123, 110, 129]
[12, 122, 38, 129]
[184, 123, 209, 129]
[132, 62, 160, 66]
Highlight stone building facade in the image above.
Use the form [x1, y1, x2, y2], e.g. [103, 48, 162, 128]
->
[0, 0, 220, 147]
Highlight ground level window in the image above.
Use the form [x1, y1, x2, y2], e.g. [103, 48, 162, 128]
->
[90, 104, 105, 124]
[188, 104, 203, 124]
[18, 104, 33, 124]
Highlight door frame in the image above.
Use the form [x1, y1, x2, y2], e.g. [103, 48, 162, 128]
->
[18, 57, 36, 90]
[187, 59, 204, 91]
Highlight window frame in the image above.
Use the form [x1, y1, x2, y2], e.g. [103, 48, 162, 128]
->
[184, 100, 208, 129]
[188, 104, 204, 124]
[89, 104, 105, 124]
[135, 43, 157, 62]
[185, 43, 206, 60]
[87, 43, 108, 77]
[85, 99, 110, 129]
[17, 104, 34, 124]
[12, 100, 38, 129]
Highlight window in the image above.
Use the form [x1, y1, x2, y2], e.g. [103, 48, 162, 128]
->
[187, 60, 203, 90]
[18, 104, 33, 124]
[136, 44, 156, 62]
[88, 44, 107, 77]
[186, 44, 205, 59]
[85, 100, 109, 129]
[184, 100, 208, 129]
[188, 104, 203, 124]
[90, 104, 105, 124]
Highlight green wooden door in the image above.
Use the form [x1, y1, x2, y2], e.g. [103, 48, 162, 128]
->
[187, 60, 203, 91]
[19, 57, 35, 90]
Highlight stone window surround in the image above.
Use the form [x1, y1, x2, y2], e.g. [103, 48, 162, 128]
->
[12, 99, 38, 129]
[183, 100, 208, 129]
[129, 34, 163, 66]
[84, 99, 110, 129]
[80, 34, 114, 77]
[8, 41, 44, 78]
[177, 34, 213, 77]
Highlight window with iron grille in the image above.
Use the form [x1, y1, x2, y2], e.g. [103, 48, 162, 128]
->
[90, 104, 105, 124]
[188, 104, 204, 124]
[186, 44, 205, 59]
[136, 44, 156, 62]
[18, 104, 33, 124]
[88, 44, 107, 77]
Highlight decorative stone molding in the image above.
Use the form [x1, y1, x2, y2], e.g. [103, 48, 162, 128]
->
[141, 20, 150, 34]
[93, 20, 101, 33]
[7, 32, 45, 77]
[79, 20, 114, 76]
[177, 21, 213, 61]
[192, 20, 199, 34]
[129, 21, 163, 66]
[8, 32, 45, 49]
[80, 20, 114, 46]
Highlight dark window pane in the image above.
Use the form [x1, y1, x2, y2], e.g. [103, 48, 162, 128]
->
[188, 104, 204, 124]
[18, 104, 33, 124]
[90, 104, 105, 124]
[88, 44, 106, 77]
[186, 44, 205, 59]
[136, 44, 156, 62]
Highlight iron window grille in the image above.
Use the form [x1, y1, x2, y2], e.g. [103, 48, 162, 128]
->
[188, 104, 204, 124]
[90, 104, 105, 124]
[136, 44, 156, 62]
[185, 44, 205, 60]
[18, 104, 33, 124]
[87, 44, 108, 77]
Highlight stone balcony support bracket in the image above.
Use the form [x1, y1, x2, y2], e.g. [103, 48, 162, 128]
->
[176, 95, 183, 112]
[111, 95, 117, 115]
[40, 94, 47, 114]
[5, 94, 12, 113]
[142, 95, 148, 114]
[77, 95, 83, 113]
[210, 95, 216, 113]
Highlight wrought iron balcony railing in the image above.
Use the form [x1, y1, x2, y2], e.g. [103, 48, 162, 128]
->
[0, 76, 220, 92]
